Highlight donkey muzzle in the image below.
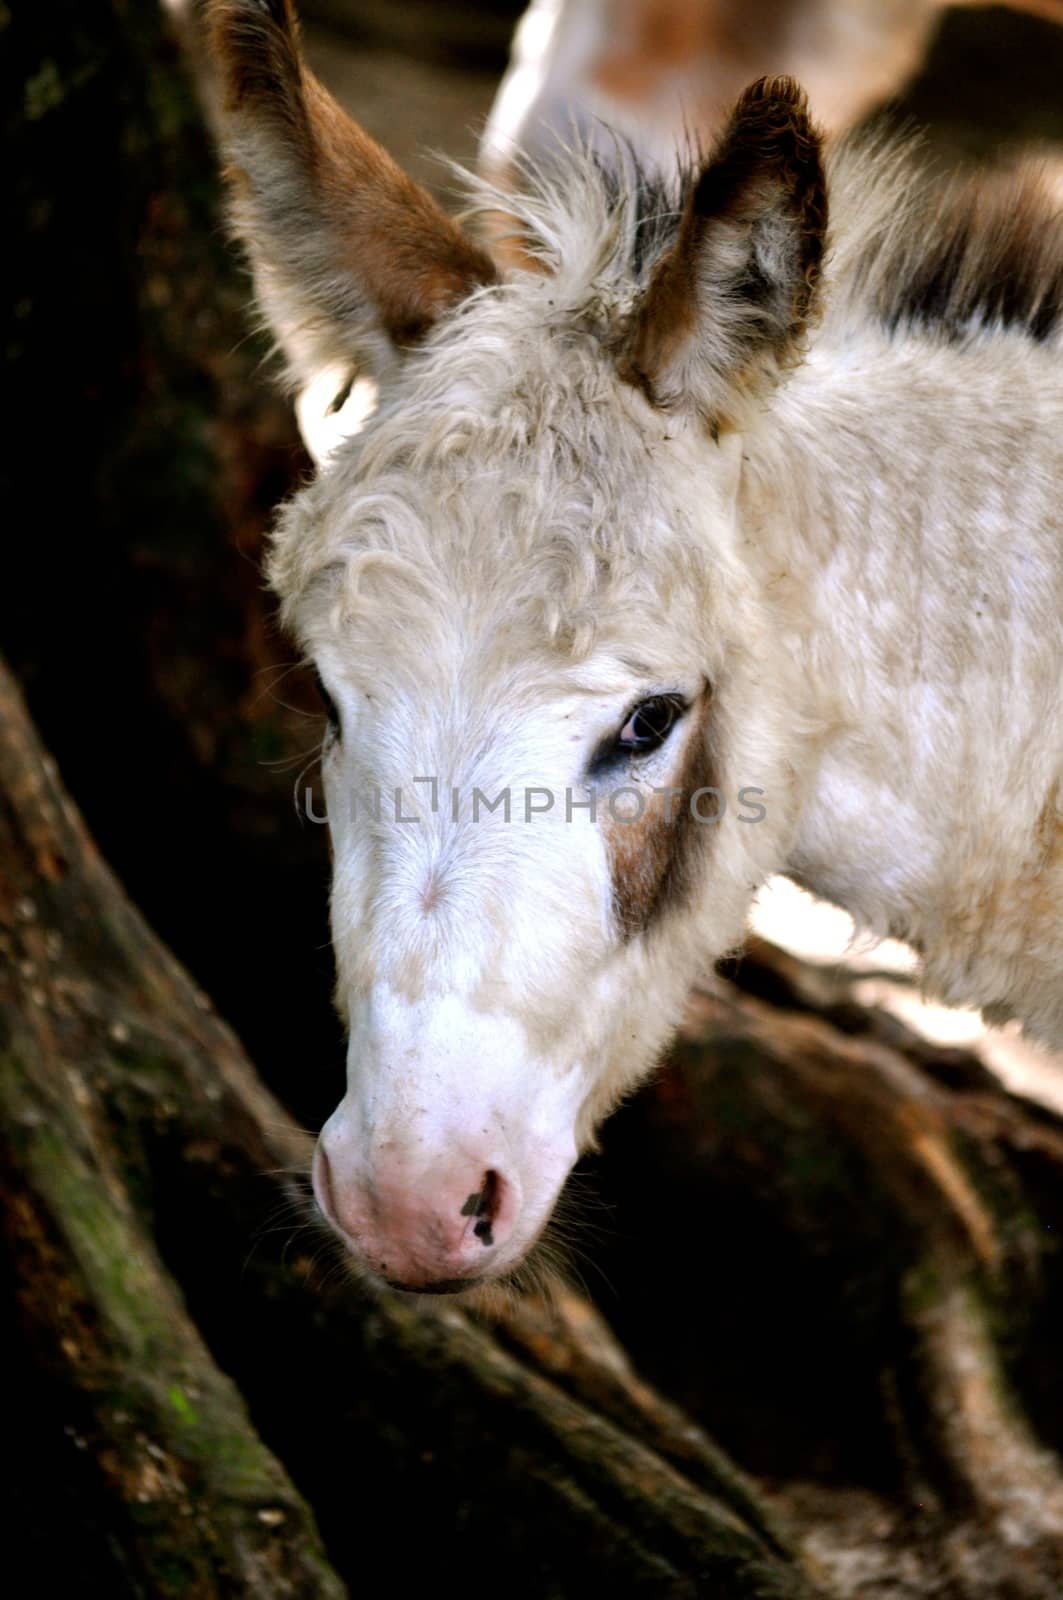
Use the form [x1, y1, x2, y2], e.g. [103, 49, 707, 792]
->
[312, 1137, 521, 1292]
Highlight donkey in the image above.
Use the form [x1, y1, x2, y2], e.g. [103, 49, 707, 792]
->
[483, 0, 1063, 189]
[209, 0, 1063, 1293]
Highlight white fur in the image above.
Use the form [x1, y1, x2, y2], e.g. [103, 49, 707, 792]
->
[263, 130, 1063, 1286]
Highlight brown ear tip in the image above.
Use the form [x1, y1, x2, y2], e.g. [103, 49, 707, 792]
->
[208, 0, 294, 23]
[737, 75, 812, 119]
[727, 75, 820, 167]
[207, 0, 303, 113]
[207, 0, 297, 55]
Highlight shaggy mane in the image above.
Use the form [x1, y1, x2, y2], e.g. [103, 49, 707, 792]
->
[842, 153, 1063, 346]
[462, 133, 1063, 348]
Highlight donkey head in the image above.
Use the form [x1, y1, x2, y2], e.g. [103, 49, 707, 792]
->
[211, 1, 827, 1291]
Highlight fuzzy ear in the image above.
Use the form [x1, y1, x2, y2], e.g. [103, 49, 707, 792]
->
[208, 0, 497, 400]
[621, 76, 827, 426]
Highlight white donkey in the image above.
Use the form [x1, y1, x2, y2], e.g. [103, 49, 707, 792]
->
[210, 1, 1063, 1293]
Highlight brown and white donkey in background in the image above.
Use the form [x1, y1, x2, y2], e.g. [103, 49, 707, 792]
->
[209, 0, 1063, 1293]
[483, 0, 1063, 188]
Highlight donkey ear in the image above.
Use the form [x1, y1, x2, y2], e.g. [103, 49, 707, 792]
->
[208, 1, 497, 404]
[622, 77, 826, 426]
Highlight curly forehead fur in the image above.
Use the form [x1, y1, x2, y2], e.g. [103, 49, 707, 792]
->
[269, 155, 739, 679]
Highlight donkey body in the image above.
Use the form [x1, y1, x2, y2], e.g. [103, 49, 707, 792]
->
[211, 1, 1063, 1292]
[483, 0, 1063, 187]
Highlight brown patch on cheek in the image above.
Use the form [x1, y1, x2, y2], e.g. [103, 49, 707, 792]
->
[600, 696, 716, 941]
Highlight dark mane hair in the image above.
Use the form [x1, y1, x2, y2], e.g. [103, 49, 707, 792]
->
[860, 161, 1063, 346]
[590, 145, 688, 282]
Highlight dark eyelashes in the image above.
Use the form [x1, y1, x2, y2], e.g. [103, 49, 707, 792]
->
[587, 692, 690, 777]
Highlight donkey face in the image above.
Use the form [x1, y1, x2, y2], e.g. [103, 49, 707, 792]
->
[211, 2, 826, 1290]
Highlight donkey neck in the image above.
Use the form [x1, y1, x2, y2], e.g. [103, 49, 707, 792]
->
[737, 327, 1063, 1023]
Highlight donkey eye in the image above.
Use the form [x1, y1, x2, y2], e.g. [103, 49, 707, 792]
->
[313, 669, 340, 736]
[616, 694, 687, 755]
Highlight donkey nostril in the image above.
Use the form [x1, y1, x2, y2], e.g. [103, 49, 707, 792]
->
[460, 1169, 503, 1247]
